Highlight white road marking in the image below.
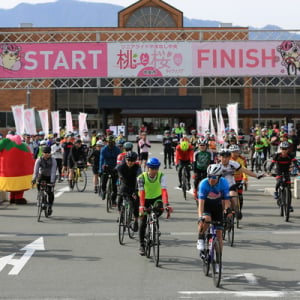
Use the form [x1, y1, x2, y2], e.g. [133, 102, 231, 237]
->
[178, 291, 300, 297]
[55, 186, 70, 198]
[0, 237, 45, 275]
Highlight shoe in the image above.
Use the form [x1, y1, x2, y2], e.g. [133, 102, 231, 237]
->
[133, 220, 139, 232]
[289, 206, 294, 212]
[48, 207, 53, 216]
[178, 184, 182, 188]
[197, 239, 205, 251]
[139, 245, 145, 256]
[10, 199, 15, 204]
[15, 198, 27, 205]
[94, 186, 98, 194]
[169, 166, 172, 169]
[164, 166, 167, 169]
[215, 263, 221, 273]
[274, 192, 279, 199]
[237, 211, 243, 220]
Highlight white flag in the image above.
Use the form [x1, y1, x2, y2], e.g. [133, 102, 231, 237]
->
[78, 112, 88, 136]
[201, 110, 210, 134]
[38, 110, 49, 138]
[11, 105, 25, 135]
[51, 111, 60, 137]
[227, 103, 239, 135]
[196, 110, 202, 134]
[209, 109, 216, 137]
[24, 108, 37, 135]
[218, 107, 225, 144]
[66, 111, 73, 133]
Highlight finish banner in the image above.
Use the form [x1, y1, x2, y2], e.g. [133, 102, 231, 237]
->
[0, 40, 298, 78]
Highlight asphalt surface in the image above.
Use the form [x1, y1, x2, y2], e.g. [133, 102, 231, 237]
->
[1, 144, 300, 299]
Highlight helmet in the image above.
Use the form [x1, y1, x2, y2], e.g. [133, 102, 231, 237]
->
[42, 146, 51, 153]
[125, 151, 138, 162]
[219, 148, 231, 157]
[123, 142, 133, 151]
[75, 139, 82, 144]
[146, 157, 161, 169]
[164, 130, 170, 134]
[207, 164, 223, 176]
[191, 129, 196, 134]
[229, 134, 237, 141]
[39, 140, 47, 146]
[280, 141, 289, 149]
[96, 140, 104, 146]
[180, 141, 189, 151]
[107, 135, 115, 142]
[198, 138, 208, 145]
[229, 144, 240, 152]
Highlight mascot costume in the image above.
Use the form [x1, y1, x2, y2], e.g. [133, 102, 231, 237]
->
[0, 133, 34, 204]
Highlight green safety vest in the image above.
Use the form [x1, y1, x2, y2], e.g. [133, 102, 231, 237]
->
[139, 171, 163, 199]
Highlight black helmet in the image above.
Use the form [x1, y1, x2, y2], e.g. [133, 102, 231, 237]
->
[125, 151, 138, 162]
[75, 139, 82, 144]
[42, 146, 51, 153]
[107, 135, 115, 142]
[123, 142, 133, 150]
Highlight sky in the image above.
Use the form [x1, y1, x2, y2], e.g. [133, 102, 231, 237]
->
[0, 0, 299, 30]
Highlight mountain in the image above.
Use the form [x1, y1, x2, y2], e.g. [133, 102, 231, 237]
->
[0, 0, 298, 40]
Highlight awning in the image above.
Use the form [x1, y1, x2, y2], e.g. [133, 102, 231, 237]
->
[120, 109, 196, 115]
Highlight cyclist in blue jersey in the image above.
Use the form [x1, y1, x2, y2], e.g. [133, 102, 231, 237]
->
[197, 164, 232, 265]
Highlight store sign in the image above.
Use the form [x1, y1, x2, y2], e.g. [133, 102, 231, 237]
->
[0, 40, 299, 78]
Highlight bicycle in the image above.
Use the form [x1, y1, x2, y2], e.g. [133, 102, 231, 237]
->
[144, 204, 164, 267]
[99, 169, 114, 213]
[253, 152, 263, 172]
[274, 173, 292, 222]
[70, 162, 87, 192]
[200, 220, 223, 287]
[222, 212, 234, 247]
[36, 181, 52, 222]
[180, 164, 190, 200]
[118, 193, 136, 245]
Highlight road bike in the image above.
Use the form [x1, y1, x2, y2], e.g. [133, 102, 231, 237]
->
[180, 164, 190, 200]
[275, 173, 292, 222]
[70, 162, 87, 192]
[99, 169, 115, 213]
[36, 181, 52, 222]
[144, 204, 164, 267]
[118, 193, 136, 245]
[222, 212, 234, 247]
[253, 152, 263, 172]
[200, 220, 223, 287]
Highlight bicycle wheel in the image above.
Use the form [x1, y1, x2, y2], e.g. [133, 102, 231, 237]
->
[43, 195, 49, 218]
[118, 207, 125, 245]
[182, 168, 187, 200]
[106, 178, 112, 213]
[152, 220, 160, 267]
[76, 169, 87, 192]
[202, 238, 210, 276]
[37, 192, 43, 222]
[236, 196, 242, 229]
[126, 203, 135, 239]
[227, 216, 234, 247]
[280, 188, 286, 217]
[145, 219, 151, 258]
[285, 187, 291, 222]
[212, 239, 222, 288]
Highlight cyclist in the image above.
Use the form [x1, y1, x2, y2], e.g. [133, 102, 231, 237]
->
[229, 144, 248, 219]
[268, 141, 299, 212]
[219, 148, 264, 216]
[68, 139, 87, 189]
[189, 129, 198, 148]
[116, 151, 141, 232]
[88, 140, 104, 193]
[193, 139, 213, 201]
[99, 135, 120, 204]
[251, 135, 265, 171]
[137, 157, 173, 255]
[175, 140, 194, 190]
[162, 130, 173, 169]
[32, 146, 57, 216]
[61, 134, 73, 180]
[51, 137, 63, 182]
[116, 142, 134, 165]
[197, 164, 231, 272]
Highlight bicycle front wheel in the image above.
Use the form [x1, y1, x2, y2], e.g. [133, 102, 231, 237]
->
[43, 195, 49, 218]
[76, 169, 87, 192]
[118, 207, 126, 245]
[106, 178, 113, 213]
[212, 239, 222, 288]
[145, 219, 151, 258]
[285, 187, 291, 222]
[152, 220, 160, 267]
[202, 248, 210, 276]
[126, 203, 135, 239]
[182, 168, 188, 200]
[227, 216, 234, 247]
[37, 192, 43, 222]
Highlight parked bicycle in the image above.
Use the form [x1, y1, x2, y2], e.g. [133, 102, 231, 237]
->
[200, 220, 223, 287]
[36, 181, 53, 222]
[118, 193, 136, 245]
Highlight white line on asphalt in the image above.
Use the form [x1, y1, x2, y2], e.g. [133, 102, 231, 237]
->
[178, 291, 300, 297]
[55, 186, 70, 198]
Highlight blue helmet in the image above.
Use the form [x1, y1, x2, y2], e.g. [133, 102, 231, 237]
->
[146, 157, 161, 169]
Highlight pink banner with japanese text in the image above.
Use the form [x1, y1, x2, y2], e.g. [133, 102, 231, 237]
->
[0, 42, 107, 78]
[11, 105, 25, 135]
[24, 108, 37, 135]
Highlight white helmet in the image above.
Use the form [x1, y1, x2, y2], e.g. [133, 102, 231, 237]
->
[229, 144, 240, 152]
[96, 140, 105, 146]
[207, 164, 223, 176]
[39, 140, 47, 146]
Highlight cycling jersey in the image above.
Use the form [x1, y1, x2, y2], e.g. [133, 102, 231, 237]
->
[231, 156, 247, 182]
[269, 152, 299, 174]
[193, 150, 212, 171]
[175, 144, 194, 165]
[198, 177, 230, 201]
[220, 160, 241, 187]
[138, 171, 166, 200]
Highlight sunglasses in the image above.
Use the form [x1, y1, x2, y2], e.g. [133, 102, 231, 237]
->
[208, 175, 218, 179]
[281, 148, 288, 150]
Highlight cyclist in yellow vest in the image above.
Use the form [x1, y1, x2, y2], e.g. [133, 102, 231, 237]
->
[137, 157, 173, 256]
